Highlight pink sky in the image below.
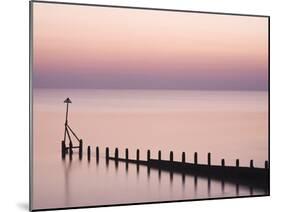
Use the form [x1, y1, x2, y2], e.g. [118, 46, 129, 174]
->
[32, 2, 269, 90]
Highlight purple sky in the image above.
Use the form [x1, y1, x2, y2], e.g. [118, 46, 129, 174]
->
[33, 3, 269, 91]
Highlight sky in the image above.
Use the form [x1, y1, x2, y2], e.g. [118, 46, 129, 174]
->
[32, 2, 269, 90]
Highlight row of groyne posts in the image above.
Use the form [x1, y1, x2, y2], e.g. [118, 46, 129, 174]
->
[61, 144, 269, 190]
[61, 98, 269, 190]
[62, 142, 269, 170]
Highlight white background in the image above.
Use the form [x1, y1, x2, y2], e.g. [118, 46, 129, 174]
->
[0, 0, 279, 211]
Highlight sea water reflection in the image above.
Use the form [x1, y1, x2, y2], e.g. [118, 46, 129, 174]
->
[33, 89, 268, 209]
[57, 154, 266, 209]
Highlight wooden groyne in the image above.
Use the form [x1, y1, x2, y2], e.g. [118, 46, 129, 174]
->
[61, 144, 269, 190]
[103, 148, 269, 190]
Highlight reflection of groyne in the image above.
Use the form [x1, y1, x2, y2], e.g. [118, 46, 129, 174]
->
[61, 145, 269, 190]
[104, 148, 269, 190]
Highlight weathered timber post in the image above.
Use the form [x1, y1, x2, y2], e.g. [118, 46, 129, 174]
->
[105, 147, 109, 160]
[208, 152, 211, 166]
[221, 159, 225, 167]
[265, 160, 269, 169]
[125, 148, 129, 161]
[158, 150, 161, 160]
[69, 141, 73, 155]
[115, 148, 119, 160]
[147, 150, 151, 161]
[136, 149, 140, 162]
[250, 160, 254, 168]
[182, 152, 186, 163]
[87, 146, 91, 161]
[96, 146, 99, 159]
[236, 159, 239, 167]
[194, 152, 198, 164]
[170, 151, 173, 162]
[61, 141, 66, 159]
[79, 139, 83, 159]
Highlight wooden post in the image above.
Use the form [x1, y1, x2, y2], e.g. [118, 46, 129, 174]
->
[158, 150, 161, 160]
[250, 160, 254, 168]
[105, 147, 109, 160]
[79, 139, 83, 159]
[96, 146, 99, 159]
[170, 151, 173, 162]
[221, 159, 225, 167]
[87, 146, 91, 161]
[125, 148, 129, 161]
[194, 152, 198, 164]
[69, 141, 73, 155]
[136, 149, 140, 162]
[61, 141, 66, 159]
[182, 152, 186, 163]
[236, 159, 239, 167]
[115, 148, 119, 159]
[265, 160, 269, 169]
[147, 150, 151, 161]
[208, 152, 211, 166]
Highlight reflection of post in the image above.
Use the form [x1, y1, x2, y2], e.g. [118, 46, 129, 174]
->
[169, 171, 173, 183]
[208, 177, 211, 196]
[158, 169, 161, 180]
[62, 159, 72, 205]
[69, 151, 72, 160]
[125, 161, 128, 172]
[221, 179, 225, 193]
[250, 186, 253, 195]
[182, 173, 185, 185]
[136, 163, 139, 174]
[194, 175, 198, 192]
[147, 166, 150, 178]
[236, 184, 239, 195]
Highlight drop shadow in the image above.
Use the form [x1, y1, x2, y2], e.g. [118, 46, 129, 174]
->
[16, 202, 29, 211]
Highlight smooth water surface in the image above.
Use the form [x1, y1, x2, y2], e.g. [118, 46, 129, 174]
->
[32, 89, 268, 209]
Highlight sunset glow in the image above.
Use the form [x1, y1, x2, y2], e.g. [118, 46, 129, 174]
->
[33, 3, 268, 90]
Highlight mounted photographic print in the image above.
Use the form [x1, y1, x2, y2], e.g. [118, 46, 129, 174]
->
[30, 1, 270, 211]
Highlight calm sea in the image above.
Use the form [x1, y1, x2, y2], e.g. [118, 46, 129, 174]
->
[32, 89, 268, 209]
